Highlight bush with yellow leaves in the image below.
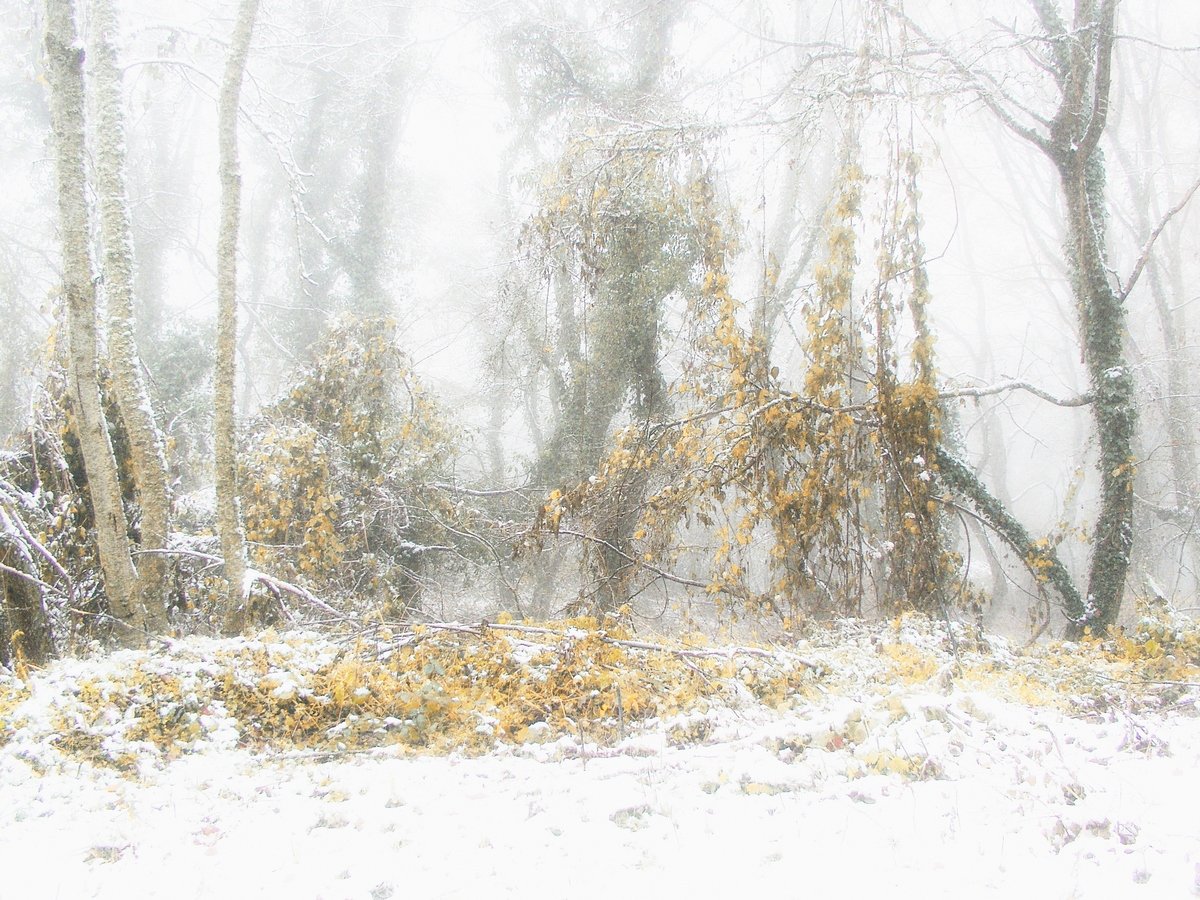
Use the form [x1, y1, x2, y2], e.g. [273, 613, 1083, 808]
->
[1102, 596, 1200, 681]
[241, 317, 465, 619]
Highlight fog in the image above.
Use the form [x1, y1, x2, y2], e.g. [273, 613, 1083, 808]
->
[3, 0, 1198, 640]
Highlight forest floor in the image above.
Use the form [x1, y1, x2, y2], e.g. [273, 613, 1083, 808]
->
[0, 613, 1197, 899]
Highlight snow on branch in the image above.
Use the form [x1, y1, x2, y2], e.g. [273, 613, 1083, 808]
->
[941, 380, 1093, 408]
[135, 547, 352, 623]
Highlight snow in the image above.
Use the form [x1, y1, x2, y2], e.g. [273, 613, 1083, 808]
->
[1, 623, 1197, 899]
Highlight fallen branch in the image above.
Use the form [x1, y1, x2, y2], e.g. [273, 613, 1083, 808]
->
[412, 620, 820, 669]
[134, 547, 352, 623]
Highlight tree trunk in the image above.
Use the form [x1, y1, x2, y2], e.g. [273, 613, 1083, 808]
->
[216, 0, 261, 635]
[90, 0, 170, 634]
[1056, 155, 1135, 638]
[1038, 0, 1132, 638]
[43, 0, 145, 643]
[936, 446, 1084, 620]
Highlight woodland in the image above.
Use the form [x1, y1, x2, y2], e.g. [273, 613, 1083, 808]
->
[1, 0, 1199, 666]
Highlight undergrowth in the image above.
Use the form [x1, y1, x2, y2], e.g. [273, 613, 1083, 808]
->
[0, 612, 1195, 773]
[0, 618, 817, 771]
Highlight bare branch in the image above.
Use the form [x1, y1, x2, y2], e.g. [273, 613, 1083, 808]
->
[1118, 173, 1200, 302]
[1075, 0, 1118, 162]
[431, 482, 533, 499]
[886, 4, 1052, 153]
[550, 526, 712, 592]
[941, 379, 1093, 407]
[1114, 34, 1200, 53]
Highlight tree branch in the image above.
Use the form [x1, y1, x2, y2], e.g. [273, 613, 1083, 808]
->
[0, 561, 58, 594]
[1118, 172, 1200, 302]
[550, 526, 712, 592]
[886, 4, 1052, 153]
[1074, 0, 1118, 162]
[935, 445, 1085, 625]
[941, 379, 1093, 407]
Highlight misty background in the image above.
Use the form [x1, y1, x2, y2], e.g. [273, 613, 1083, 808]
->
[2, 0, 1198, 643]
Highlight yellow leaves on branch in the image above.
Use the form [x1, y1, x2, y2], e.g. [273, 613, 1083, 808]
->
[527, 143, 959, 619]
[242, 317, 461, 600]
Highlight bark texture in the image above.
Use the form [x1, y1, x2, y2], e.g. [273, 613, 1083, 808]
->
[44, 0, 144, 642]
[1035, 0, 1132, 637]
[91, 0, 170, 633]
[216, 0, 261, 635]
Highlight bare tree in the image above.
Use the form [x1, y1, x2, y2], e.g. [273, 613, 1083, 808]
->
[91, 0, 171, 633]
[43, 0, 146, 642]
[216, 0, 262, 634]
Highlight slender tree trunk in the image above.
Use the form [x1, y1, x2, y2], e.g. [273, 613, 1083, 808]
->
[91, 0, 170, 633]
[1145, 257, 1198, 504]
[43, 0, 145, 643]
[352, 27, 405, 314]
[216, 0, 261, 635]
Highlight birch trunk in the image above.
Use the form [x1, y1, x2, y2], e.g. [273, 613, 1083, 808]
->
[216, 0, 261, 635]
[43, 0, 144, 642]
[90, 0, 170, 633]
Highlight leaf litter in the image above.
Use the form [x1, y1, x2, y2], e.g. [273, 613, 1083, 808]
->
[0, 613, 1197, 899]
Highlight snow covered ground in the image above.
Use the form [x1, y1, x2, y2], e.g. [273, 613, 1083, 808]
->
[1, 619, 1197, 899]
